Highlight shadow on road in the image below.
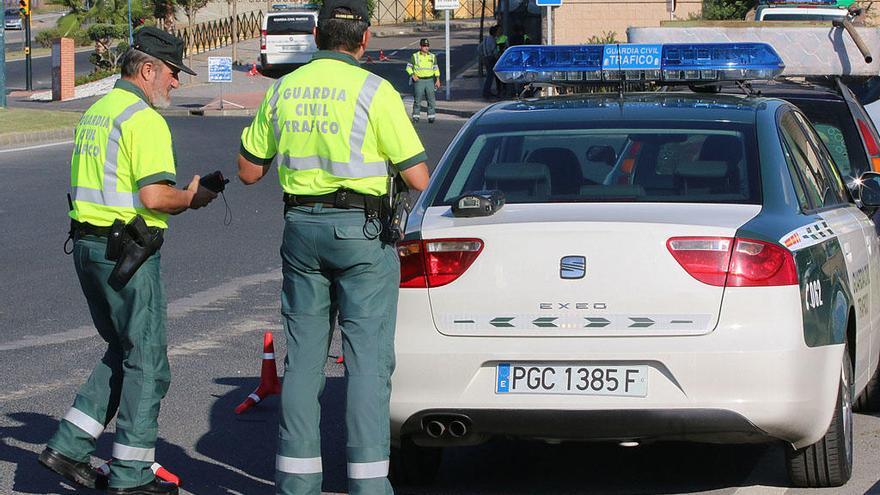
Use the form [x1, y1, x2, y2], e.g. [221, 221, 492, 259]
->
[195, 375, 349, 494]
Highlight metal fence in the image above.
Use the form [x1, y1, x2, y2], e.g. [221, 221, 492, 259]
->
[373, 0, 494, 24]
[175, 10, 263, 56]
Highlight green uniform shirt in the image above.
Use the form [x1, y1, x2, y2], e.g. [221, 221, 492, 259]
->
[240, 50, 427, 196]
[406, 51, 440, 79]
[69, 80, 177, 228]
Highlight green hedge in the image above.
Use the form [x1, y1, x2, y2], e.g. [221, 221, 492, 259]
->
[35, 28, 91, 48]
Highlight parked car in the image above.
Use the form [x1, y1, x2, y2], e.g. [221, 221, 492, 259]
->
[4, 8, 22, 30]
[389, 43, 880, 489]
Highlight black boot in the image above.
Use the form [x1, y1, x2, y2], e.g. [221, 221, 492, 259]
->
[108, 478, 179, 495]
[38, 447, 108, 489]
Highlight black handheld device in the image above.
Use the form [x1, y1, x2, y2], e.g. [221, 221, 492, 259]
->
[200, 170, 229, 193]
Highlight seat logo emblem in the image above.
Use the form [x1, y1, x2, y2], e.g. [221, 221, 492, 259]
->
[560, 256, 586, 279]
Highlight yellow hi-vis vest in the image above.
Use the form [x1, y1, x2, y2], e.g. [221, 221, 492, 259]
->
[406, 51, 440, 79]
[69, 80, 177, 229]
[240, 51, 427, 196]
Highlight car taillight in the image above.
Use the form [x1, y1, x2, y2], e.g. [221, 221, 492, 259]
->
[398, 238, 483, 288]
[667, 237, 797, 287]
[261, 30, 267, 50]
[856, 119, 880, 172]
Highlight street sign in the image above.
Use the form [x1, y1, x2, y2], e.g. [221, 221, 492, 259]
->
[208, 56, 233, 82]
[434, 0, 459, 10]
[536, 0, 562, 6]
[602, 44, 662, 70]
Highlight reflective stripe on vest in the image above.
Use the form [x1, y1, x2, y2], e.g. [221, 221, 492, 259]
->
[72, 99, 149, 209]
[272, 73, 387, 179]
[276, 455, 322, 474]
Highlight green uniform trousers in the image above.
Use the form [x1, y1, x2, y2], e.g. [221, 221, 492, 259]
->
[47, 235, 170, 489]
[411, 79, 436, 119]
[275, 205, 399, 495]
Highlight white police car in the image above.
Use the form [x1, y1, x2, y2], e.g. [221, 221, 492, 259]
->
[389, 43, 880, 489]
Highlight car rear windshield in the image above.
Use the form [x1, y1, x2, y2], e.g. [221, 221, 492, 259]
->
[5, 8, 18, 16]
[430, 122, 761, 205]
[267, 14, 315, 35]
[790, 98, 869, 179]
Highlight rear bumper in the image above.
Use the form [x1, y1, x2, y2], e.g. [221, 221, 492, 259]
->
[262, 52, 313, 66]
[391, 287, 844, 449]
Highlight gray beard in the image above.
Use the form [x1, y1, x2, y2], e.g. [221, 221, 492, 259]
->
[151, 93, 171, 109]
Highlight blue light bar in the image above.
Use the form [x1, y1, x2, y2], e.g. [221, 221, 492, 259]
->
[493, 43, 785, 85]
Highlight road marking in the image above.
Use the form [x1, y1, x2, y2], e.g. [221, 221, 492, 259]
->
[0, 139, 74, 154]
[387, 37, 423, 58]
[0, 268, 281, 352]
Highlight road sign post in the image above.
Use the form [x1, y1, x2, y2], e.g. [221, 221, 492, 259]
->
[208, 56, 241, 111]
[536, 0, 561, 46]
[1, 18, 6, 108]
[434, 0, 458, 101]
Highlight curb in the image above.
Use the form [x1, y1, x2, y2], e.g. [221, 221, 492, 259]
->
[371, 20, 482, 37]
[0, 127, 73, 150]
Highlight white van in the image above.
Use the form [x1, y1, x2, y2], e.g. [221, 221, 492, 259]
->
[260, 8, 319, 73]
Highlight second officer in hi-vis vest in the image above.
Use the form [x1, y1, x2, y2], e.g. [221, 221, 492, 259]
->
[405, 38, 440, 123]
[237, 0, 430, 493]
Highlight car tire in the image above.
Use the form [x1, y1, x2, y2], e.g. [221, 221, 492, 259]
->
[855, 351, 880, 412]
[785, 347, 854, 488]
[389, 437, 442, 487]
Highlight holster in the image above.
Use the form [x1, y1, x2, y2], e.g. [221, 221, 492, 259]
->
[108, 215, 164, 291]
[380, 175, 411, 244]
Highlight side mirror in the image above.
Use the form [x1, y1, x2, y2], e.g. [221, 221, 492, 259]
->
[856, 172, 880, 208]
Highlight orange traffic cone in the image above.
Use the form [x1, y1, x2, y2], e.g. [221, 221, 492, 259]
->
[379, 50, 389, 61]
[235, 332, 282, 414]
[365, 54, 374, 63]
[248, 63, 258, 76]
[96, 461, 181, 486]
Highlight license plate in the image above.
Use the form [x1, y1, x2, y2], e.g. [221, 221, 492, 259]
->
[496, 363, 648, 397]
[278, 45, 302, 52]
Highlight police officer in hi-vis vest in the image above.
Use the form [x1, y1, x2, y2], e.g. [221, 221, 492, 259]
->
[406, 38, 441, 123]
[236, 0, 430, 492]
[39, 27, 216, 495]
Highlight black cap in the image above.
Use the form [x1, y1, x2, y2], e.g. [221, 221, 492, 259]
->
[419, 38, 430, 46]
[132, 26, 197, 76]
[319, 0, 370, 26]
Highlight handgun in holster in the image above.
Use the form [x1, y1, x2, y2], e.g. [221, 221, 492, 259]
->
[107, 215, 164, 291]
[381, 175, 411, 244]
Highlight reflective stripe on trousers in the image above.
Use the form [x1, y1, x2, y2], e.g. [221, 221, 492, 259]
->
[271, 73, 387, 178]
[72, 99, 149, 209]
[113, 442, 155, 463]
[62, 407, 105, 439]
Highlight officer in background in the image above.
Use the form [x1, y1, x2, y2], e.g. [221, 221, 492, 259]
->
[39, 27, 216, 495]
[405, 38, 441, 123]
[236, 0, 430, 492]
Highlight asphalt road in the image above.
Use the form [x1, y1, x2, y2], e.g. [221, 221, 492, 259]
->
[0, 116, 878, 495]
[3, 49, 94, 92]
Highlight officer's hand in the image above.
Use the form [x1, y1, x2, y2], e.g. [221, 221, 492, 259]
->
[434, 80, 441, 89]
[412, 76, 419, 81]
[186, 175, 217, 209]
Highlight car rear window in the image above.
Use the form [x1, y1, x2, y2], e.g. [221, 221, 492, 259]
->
[431, 122, 761, 205]
[267, 14, 315, 35]
[788, 98, 869, 179]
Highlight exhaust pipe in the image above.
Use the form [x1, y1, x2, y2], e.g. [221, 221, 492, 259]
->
[448, 419, 468, 438]
[425, 420, 446, 438]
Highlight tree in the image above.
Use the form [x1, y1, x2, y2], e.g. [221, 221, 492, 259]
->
[152, 0, 176, 31]
[701, 0, 756, 20]
[177, 0, 207, 29]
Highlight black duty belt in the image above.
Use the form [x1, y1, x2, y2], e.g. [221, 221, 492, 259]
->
[72, 220, 163, 237]
[71, 221, 113, 237]
[284, 190, 385, 212]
